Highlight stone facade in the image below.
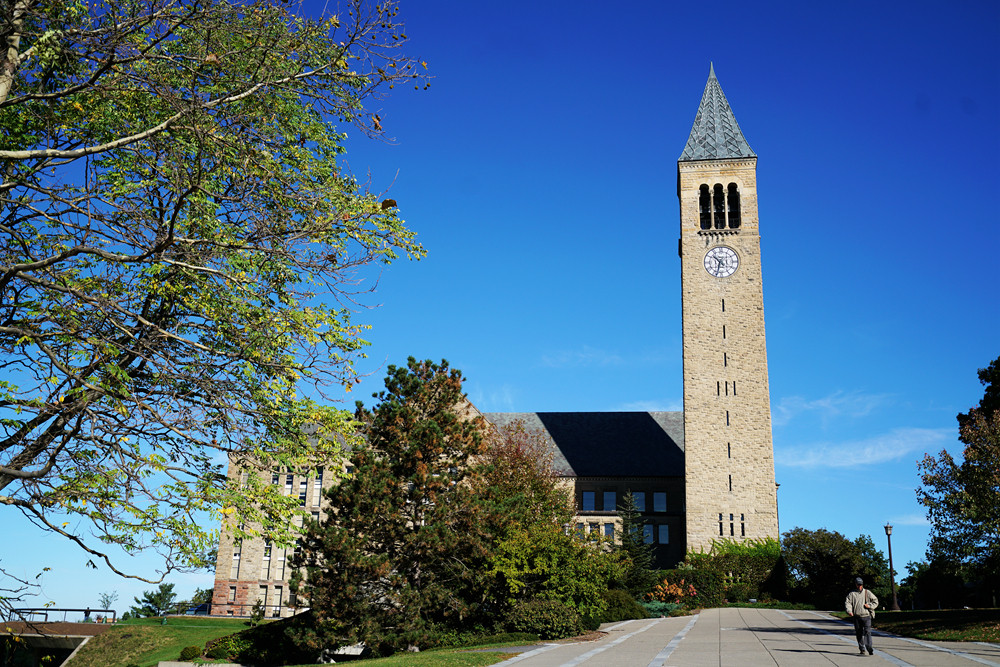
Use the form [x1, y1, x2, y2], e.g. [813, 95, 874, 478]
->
[678, 157, 779, 552]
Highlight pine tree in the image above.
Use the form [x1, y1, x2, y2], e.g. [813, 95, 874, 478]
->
[616, 492, 657, 597]
[290, 359, 492, 654]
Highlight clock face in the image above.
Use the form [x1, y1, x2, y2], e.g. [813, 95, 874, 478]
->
[704, 246, 739, 278]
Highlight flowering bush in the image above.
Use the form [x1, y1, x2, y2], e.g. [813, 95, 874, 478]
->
[647, 578, 698, 604]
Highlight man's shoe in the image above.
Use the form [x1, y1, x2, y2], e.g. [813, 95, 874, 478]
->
[859, 649, 866, 654]
[868, 650, 874, 655]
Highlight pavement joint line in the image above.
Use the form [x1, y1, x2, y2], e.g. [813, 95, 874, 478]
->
[814, 612, 1000, 667]
[778, 610, 913, 667]
[645, 613, 699, 667]
[556, 618, 663, 667]
[490, 642, 563, 665]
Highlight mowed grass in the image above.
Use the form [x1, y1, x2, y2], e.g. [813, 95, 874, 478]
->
[833, 609, 1000, 642]
[287, 648, 517, 667]
[66, 616, 249, 667]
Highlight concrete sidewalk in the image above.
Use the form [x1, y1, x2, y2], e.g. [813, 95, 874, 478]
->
[490, 607, 1000, 667]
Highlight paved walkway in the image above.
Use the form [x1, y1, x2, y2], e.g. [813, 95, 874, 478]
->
[491, 608, 1000, 667]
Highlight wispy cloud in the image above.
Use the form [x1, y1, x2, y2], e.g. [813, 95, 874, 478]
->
[890, 513, 930, 527]
[776, 427, 952, 469]
[540, 345, 624, 368]
[618, 399, 683, 412]
[772, 390, 892, 427]
[468, 383, 517, 412]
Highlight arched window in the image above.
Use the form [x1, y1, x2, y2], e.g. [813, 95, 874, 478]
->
[713, 184, 725, 229]
[699, 185, 711, 230]
[727, 183, 741, 228]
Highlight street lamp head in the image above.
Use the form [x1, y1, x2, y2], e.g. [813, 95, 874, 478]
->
[884, 523, 893, 536]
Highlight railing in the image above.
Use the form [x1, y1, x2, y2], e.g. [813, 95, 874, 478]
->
[7, 607, 117, 624]
[212, 602, 300, 618]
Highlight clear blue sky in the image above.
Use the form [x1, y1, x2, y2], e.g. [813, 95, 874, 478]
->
[6, 0, 999, 613]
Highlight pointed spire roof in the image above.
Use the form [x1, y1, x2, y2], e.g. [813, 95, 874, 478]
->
[679, 64, 756, 162]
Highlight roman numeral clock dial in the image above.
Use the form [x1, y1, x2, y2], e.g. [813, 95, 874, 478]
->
[704, 246, 739, 278]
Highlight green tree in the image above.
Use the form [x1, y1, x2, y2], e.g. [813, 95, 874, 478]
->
[615, 492, 657, 598]
[488, 521, 625, 622]
[129, 582, 177, 618]
[917, 411, 1000, 605]
[476, 418, 574, 536]
[289, 359, 492, 655]
[0, 0, 426, 584]
[781, 527, 888, 608]
[955, 355, 1000, 440]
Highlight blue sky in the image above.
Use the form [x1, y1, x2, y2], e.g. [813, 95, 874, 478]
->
[5, 0, 999, 613]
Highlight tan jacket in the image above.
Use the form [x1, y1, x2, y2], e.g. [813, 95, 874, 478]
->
[845, 588, 878, 616]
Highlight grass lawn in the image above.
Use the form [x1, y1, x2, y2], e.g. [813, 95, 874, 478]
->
[831, 609, 1000, 642]
[66, 616, 250, 667]
[287, 648, 517, 667]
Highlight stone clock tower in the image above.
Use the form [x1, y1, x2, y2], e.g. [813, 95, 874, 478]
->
[678, 65, 779, 552]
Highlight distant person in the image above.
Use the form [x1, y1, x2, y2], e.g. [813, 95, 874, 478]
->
[845, 577, 878, 656]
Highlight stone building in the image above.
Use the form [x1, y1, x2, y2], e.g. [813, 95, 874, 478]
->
[210, 65, 778, 615]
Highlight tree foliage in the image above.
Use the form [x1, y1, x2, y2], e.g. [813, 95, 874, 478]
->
[917, 357, 1000, 600]
[0, 0, 427, 583]
[289, 358, 492, 655]
[129, 582, 176, 617]
[615, 491, 656, 597]
[781, 527, 888, 608]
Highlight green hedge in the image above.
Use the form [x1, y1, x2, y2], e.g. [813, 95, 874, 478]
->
[506, 599, 581, 639]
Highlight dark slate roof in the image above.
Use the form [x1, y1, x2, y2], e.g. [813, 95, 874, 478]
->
[484, 412, 684, 478]
[679, 63, 756, 162]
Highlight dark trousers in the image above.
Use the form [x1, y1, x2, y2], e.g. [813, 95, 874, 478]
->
[853, 614, 873, 653]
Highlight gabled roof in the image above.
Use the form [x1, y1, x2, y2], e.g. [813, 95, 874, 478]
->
[679, 63, 756, 162]
[484, 412, 684, 478]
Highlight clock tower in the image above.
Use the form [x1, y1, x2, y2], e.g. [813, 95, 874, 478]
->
[678, 65, 779, 552]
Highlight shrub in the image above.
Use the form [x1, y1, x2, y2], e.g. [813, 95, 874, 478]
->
[659, 568, 725, 607]
[204, 632, 252, 661]
[507, 599, 581, 640]
[726, 582, 757, 602]
[641, 600, 683, 616]
[601, 589, 648, 623]
[647, 577, 698, 605]
[179, 645, 201, 660]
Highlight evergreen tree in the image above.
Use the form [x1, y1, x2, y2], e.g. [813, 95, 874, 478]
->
[616, 492, 657, 597]
[129, 583, 177, 618]
[290, 358, 493, 654]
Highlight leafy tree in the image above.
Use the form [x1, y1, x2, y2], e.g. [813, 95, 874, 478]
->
[918, 406, 1000, 604]
[129, 582, 177, 617]
[289, 359, 492, 655]
[97, 590, 119, 612]
[0, 0, 427, 582]
[615, 492, 657, 597]
[476, 418, 574, 537]
[781, 527, 888, 608]
[487, 521, 625, 622]
[956, 355, 1000, 440]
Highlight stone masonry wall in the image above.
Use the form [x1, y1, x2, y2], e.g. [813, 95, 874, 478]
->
[678, 158, 779, 553]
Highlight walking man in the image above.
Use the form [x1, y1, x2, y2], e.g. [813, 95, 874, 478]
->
[845, 577, 878, 656]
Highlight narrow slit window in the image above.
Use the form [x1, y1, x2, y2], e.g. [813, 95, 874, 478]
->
[719, 513, 724, 536]
[722, 298, 725, 312]
[724, 352, 728, 367]
[723, 325, 726, 339]
[726, 411, 730, 426]
[699, 184, 712, 230]
[728, 474, 732, 492]
[714, 183, 726, 229]
[727, 183, 741, 228]
[733, 381, 737, 396]
[728, 443, 731, 458]
[717, 381, 721, 396]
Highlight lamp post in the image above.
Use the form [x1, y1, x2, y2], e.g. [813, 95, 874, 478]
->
[884, 523, 901, 611]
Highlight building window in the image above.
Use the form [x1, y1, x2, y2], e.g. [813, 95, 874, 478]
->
[284, 474, 293, 496]
[727, 183, 741, 228]
[643, 524, 654, 544]
[603, 491, 616, 512]
[658, 525, 669, 544]
[261, 542, 272, 580]
[699, 184, 712, 230]
[298, 479, 307, 506]
[632, 491, 646, 512]
[653, 492, 666, 512]
[729, 475, 733, 492]
[576, 522, 585, 537]
[719, 513, 724, 536]
[741, 513, 746, 537]
[730, 513, 735, 536]
[228, 586, 236, 603]
[589, 522, 599, 540]
[230, 551, 241, 579]
[272, 586, 283, 617]
[604, 523, 615, 539]
[713, 183, 726, 229]
[582, 491, 595, 511]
